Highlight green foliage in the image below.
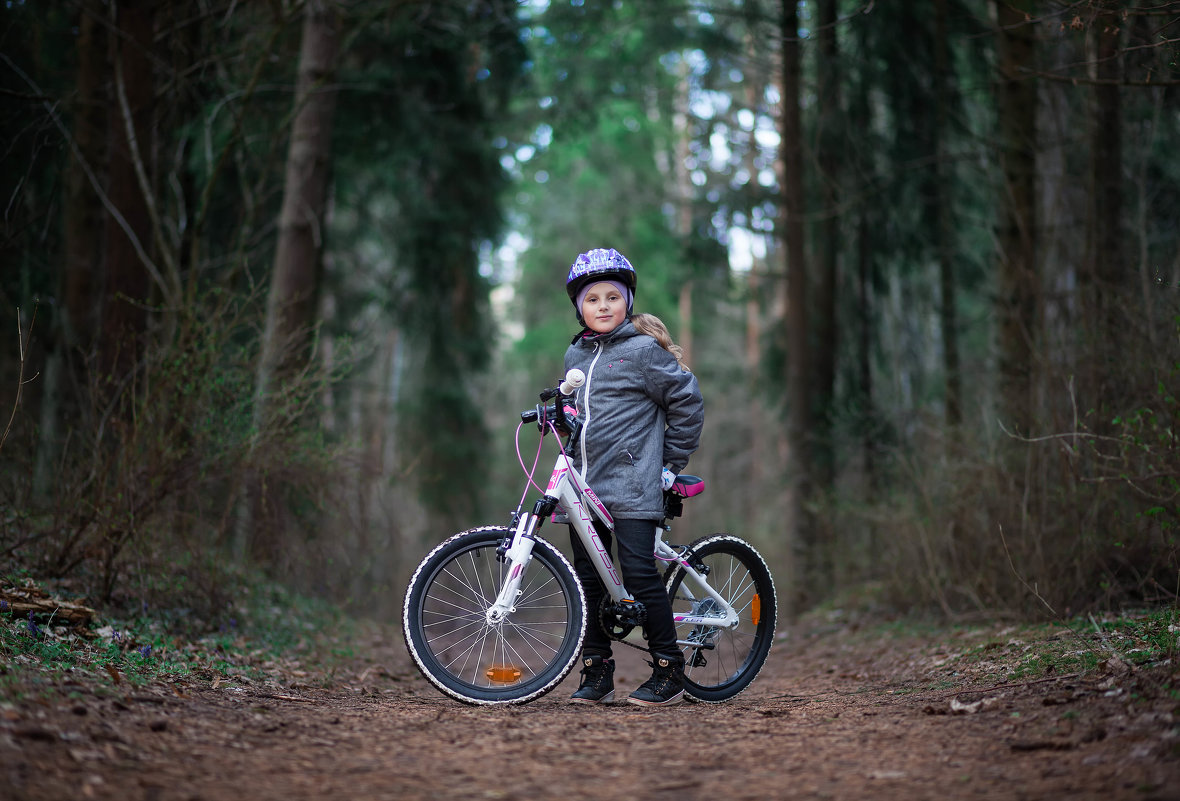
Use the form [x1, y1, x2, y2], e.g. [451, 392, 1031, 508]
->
[0, 573, 359, 701]
[505, 1, 706, 387]
[4, 0, 1180, 625]
[949, 610, 1179, 683]
[324, 0, 528, 515]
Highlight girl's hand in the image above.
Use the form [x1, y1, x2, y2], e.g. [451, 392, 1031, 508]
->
[661, 467, 677, 491]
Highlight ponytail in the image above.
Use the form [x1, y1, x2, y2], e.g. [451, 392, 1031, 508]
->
[631, 312, 688, 370]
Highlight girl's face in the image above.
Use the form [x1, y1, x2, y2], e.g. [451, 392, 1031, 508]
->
[581, 282, 628, 334]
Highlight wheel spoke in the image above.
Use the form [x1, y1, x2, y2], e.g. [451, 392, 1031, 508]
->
[666, 536, 775, 702]
[404, 529, 585, 704]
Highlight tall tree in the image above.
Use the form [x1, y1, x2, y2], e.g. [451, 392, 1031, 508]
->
[256, 1, 340, 408]
[249, 0, 341, 560]
[35, 0, 109, 497]
[933, 0, 962, 429]
[993, 0, 1040, 437]
[98, 0, 156, 403]
[1085, 2, 1124, 420]
[780, 0, 811, 611]
[812, 0, 842, 494]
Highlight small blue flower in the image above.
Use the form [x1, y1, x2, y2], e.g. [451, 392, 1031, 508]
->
[26, 611, 40, 637]
[139, 645, 152, 658]
[0, 599, 8, 612]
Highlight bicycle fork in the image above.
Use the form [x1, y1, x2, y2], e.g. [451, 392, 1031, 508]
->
[487, 502, 552, 624]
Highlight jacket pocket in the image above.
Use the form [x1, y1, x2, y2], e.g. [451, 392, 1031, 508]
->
[617, 449, 651, 509]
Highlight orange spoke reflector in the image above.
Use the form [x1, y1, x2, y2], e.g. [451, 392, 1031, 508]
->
[751, 593, 762, 626]
[486, 665, 523, 683]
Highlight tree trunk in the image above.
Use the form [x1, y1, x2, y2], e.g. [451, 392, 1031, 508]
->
[934, 0, 962, 429]
[36, 0, 108, 498]
[255, 2, 341, 404]
[98, 0, 155, 402]
[993, 0, 1040, 437]
[1086, 5, 1123, 420]
[812, 0, 840, 496]
[780, 0, 811, 613]
[248, 1, 341, 563]
[741, 28, 771, 509]
[674, 59, 695, 368]
[63, 0, 107, 356]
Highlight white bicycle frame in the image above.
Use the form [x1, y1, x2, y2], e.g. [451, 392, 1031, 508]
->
[486, 448, 740, 644]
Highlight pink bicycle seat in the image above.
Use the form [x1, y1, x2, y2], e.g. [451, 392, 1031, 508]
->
[671, 475, 705, 498]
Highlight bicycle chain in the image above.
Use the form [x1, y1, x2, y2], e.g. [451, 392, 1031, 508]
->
[600, 548, 696, 655]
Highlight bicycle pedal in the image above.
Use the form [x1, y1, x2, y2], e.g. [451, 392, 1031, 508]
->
[690, 650, 708, 668]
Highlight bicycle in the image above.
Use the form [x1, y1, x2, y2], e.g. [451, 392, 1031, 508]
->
[402, 369, 777, 705]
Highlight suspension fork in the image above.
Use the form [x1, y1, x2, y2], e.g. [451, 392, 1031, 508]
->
[486, 495, 559, 624]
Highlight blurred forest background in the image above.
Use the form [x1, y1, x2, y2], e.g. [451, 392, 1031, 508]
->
[1, 0, 1178, 629]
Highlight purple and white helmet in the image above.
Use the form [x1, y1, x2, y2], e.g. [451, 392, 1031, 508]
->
[565, 248, 637, 318]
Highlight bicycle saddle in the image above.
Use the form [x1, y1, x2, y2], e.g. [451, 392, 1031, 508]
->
[670, 475, 705, 498]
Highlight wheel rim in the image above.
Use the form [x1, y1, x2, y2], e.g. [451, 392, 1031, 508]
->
[668, 543, 772, 694]
[415, 540, 577, 693]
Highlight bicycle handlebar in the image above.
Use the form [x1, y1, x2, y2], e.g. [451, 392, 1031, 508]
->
[519, 369, 585, 434]
[559, 368, 585, 396]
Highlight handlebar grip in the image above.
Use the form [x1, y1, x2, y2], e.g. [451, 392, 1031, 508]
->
[559, 368, 586, 396]
[521, 409, 539, 423]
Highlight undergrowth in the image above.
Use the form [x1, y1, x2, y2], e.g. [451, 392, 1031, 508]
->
[0, 572, 360, 702]
[951, 609, 1180, 684]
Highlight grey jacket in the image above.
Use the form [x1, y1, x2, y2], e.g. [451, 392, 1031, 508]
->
[564, 319, 704, 520]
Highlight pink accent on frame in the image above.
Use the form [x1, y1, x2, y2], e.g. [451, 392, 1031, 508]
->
[546, 467, 568, 492]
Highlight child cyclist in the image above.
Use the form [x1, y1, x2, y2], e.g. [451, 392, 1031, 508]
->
[561, 247, 704, 706]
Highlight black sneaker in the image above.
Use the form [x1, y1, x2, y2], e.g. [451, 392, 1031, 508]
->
[627, 654, 685, 707]
[569, 655, 615, 704]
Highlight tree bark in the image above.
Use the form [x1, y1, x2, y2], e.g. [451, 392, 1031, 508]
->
[780, 0, 812, 612]
[98, 0, 155, 400]
[813, 0, 840, 495]
[993, 0, 1040, 437]
[1086, 4, 1123, 420]
[674, 59, 695, 368]
[63, 0, 107, 356]
[934, 0, 962, 429]
[248, 1, 341, 563]
[255, 2, 341, 404]
[36, 0, 109, 498]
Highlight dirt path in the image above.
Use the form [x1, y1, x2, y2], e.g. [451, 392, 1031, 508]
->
[4, 621, 1178, 801]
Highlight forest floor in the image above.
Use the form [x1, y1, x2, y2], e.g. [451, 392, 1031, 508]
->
[2, 605, 1179, 801]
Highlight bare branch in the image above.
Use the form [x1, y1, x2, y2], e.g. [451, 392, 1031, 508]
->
[0, 53, 175, 304]
[0, 304, 40, 454]
[112, 31, 181, 307]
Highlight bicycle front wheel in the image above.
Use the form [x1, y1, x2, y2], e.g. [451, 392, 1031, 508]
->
[665, 534, 777, 702]
[402, 526, 586, 705]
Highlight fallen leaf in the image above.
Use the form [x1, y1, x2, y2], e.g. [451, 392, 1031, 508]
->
[950, 696, 999, 715]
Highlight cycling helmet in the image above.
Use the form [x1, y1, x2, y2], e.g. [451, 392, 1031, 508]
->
[565, 248, 637, 321]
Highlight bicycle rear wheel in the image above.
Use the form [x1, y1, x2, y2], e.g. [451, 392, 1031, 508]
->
[664, 534, 777, 702]
[402, 526, 586, 705]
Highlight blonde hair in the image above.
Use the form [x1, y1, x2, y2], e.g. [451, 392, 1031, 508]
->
[631, 312, 688, 370]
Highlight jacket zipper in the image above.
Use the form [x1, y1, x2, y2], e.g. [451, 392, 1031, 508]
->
[578, 340, 604, 482]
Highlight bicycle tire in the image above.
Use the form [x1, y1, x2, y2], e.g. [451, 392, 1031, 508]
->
[402, 526, 586, 705]
[664, 534, 777, 702]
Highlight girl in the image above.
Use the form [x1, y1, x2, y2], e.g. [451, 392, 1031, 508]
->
[561, 247, 704, 707]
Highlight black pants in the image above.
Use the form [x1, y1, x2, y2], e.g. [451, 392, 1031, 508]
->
[569, 518, 679, 659]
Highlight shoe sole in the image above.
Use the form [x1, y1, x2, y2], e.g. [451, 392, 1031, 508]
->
[569, 690, 615, 705]
[626, 691, 684, 707]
